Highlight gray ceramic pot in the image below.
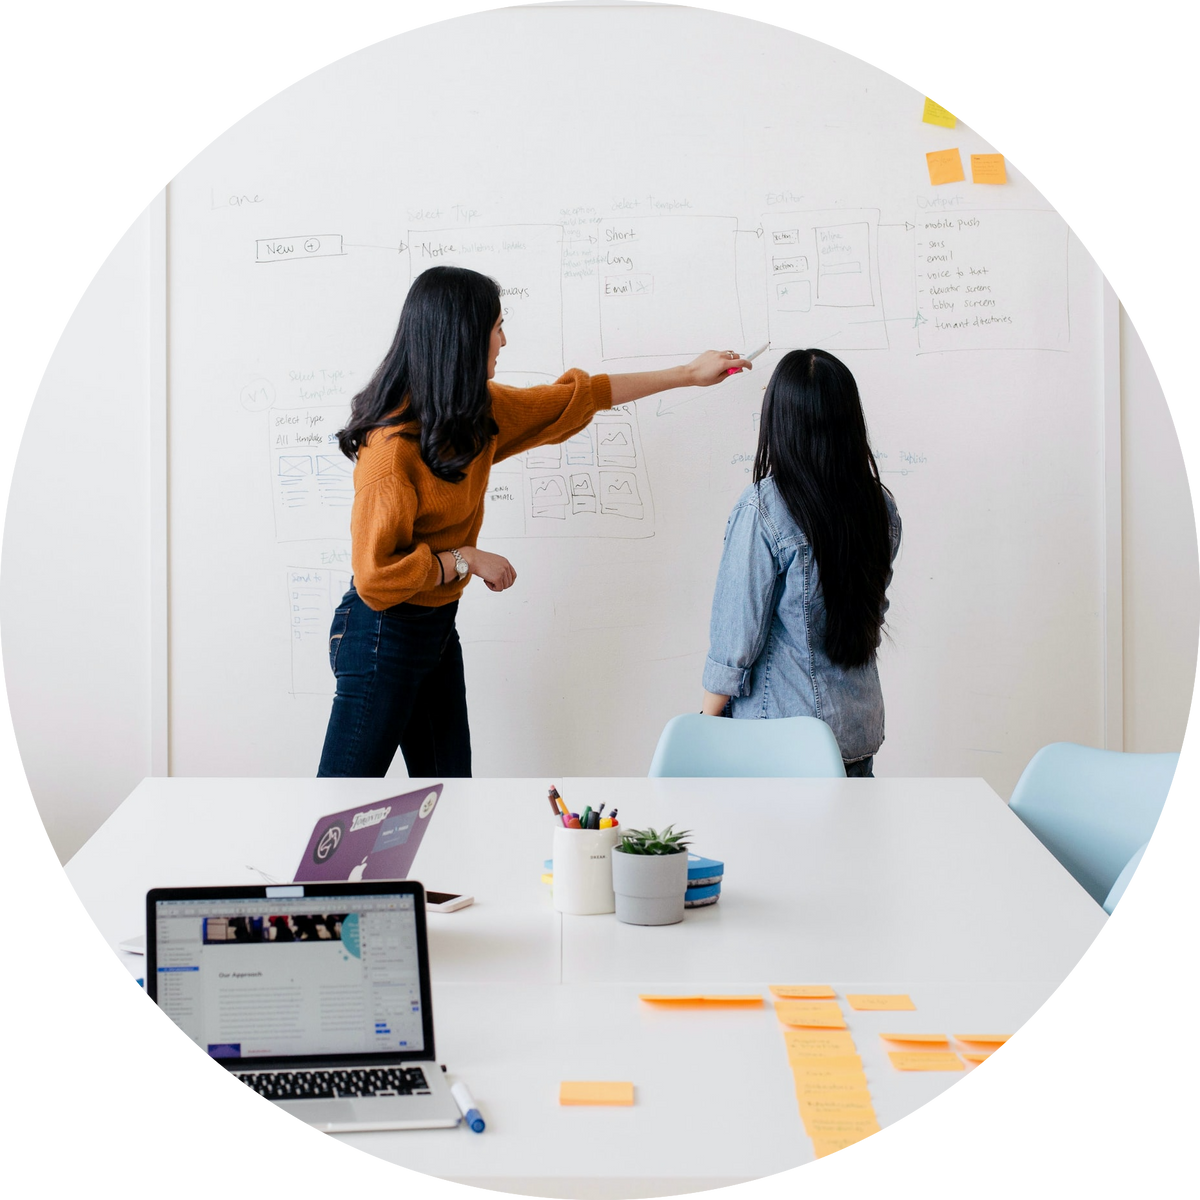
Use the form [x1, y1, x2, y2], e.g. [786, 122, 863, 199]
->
[611, 847, 688, 925]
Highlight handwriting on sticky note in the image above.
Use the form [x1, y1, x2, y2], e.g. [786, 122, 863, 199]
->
[638, 994, 762, 1006]
[888, 1051, 964, 1072]
[970, 154, 1007, 185]
[784, 1029, 858, 1058]
[794, 1077, 873, 1104]
[770, 984, 836, 999]
[776, 1000, 846, 1028]
[922, 98, 957, 128]
[954, 1034, 1010, 1045]
[846, 994, 915, 1011]
[559, 1081, 634, 1106]
[800, 1109, 882, 1137]
[812, 1131, 874, 1158]
[791, 1055, 867, 1083]
[926, 149, 964, 187]
[879, 1032, 948, 1045]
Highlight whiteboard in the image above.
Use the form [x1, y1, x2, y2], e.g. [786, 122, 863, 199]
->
[166, 4, 1107, 794]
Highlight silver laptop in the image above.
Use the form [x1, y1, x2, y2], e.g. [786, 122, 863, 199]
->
[146, 880, 461, 1132]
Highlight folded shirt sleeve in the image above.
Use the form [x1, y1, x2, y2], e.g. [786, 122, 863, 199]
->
[491, 370, 614, 463]
[350, 475, 443, 610]
[702, 499, 780, 696]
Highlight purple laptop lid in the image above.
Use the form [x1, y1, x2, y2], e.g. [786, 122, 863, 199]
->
[293, 784, 442, 883]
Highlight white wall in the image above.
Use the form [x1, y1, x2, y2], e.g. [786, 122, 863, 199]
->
[1121, 309, 1199, 751]
[1, 198, 160, 861]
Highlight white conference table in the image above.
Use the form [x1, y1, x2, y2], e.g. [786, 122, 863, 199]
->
[66, 777, 1106, 1197]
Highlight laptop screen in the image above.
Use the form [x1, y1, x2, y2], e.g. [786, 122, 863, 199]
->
[150, 890, 428, 1063]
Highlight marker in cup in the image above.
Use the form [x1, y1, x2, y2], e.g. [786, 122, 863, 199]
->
[726, 342, 769, 375]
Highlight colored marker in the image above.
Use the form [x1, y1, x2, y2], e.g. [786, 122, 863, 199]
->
[567, 817, 582, 829]
[726, 341, 769, 374]
[451, 1080, 485, 1133]
[580, 806, 592, 829]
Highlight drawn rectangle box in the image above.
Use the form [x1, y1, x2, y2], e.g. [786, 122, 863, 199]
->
[256, 235, 344, 263]
[604, 274, 654, 297]
[776, 280, 812, 312]
[595, 421, 636, 468]
[599, 471, 643, 519]
[773, 229, 800, 245]
[772, 255, 809, 274]
[571, 473, 597, 514]
[565, 430, 594, 466]
[816, 222, 873, 306]
[526, 446, 561, 470]
[529, 474, 568, 519]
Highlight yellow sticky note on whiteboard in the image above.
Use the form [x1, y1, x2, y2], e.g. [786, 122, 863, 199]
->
[888, 1051, 964, 1072]
[784, 1029, 858, 1059]
[926, 149, 965, 186]
[776, 1000, 846, 1028]
[770, 984, 836, 999]
[971, 154, 1007, 184]
[559, 1081, 634, 1106]
[846, 994, 916, 1011]
[922, 97, 958, 128]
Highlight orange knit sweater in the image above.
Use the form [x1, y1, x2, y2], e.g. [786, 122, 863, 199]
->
[350, 370, 613, 610]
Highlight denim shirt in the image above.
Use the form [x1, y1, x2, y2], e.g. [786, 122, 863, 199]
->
[703, 477, 901, 763]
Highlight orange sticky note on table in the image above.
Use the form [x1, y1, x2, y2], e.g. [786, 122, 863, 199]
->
[776, 1000, 846, 1028]
[888, 1051, 964, 1072]
[791, 1055, 867, 1083]
[639, 994, 762, 1007]
[784, 1029, 858, 1059]
[812, 1131, 874, 1158]
[880, 1032, 948, 1046]
[794, 1076, 873, 1103]
[954, 1034, 1011, 1045]
[962, 1051, 993, 1064]
[846, 994, 915, 1011]
[770, 984, 836, 1000]
[559, 1081, 635, 1106]
[926, 148, 964, 186]
[801, 1109, 881, 1137]
[970, 154, 1007, 184]
[922, 98, 957, 128]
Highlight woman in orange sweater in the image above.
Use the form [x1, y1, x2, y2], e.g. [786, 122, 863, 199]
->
[318, 265, 751, 777]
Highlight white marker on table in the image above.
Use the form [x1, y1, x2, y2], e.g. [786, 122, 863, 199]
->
[451, 1079, 485, 1132]
[726, 342, 770, 374]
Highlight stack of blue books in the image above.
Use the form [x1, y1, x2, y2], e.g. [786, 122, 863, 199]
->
[685, 854, 724, 908]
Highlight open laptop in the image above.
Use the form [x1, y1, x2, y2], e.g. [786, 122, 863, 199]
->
[146, 879, 461, 1132]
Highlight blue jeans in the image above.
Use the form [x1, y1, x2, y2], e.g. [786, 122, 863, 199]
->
[843, 756, 874, 778]
[317, 585, 472, 778]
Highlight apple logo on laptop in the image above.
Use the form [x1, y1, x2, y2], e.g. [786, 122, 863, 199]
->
[419, 791, 439, 819]
[347, 855, 369, 881]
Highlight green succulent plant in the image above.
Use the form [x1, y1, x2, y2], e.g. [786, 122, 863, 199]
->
[615, 824, 692, 855]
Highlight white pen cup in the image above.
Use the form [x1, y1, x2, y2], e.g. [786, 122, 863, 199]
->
[552, 824, 622, 915]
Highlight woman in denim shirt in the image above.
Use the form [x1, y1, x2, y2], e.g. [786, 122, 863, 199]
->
[702, 349, 901, 776]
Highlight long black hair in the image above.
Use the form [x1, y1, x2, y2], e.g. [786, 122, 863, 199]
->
[754, 348, 894, 668]
[337, 265, 501, 482]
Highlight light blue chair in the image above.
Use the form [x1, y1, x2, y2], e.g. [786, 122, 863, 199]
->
[648, 714, 847, 778]
[1103, 842, 1148, 914]
[1008, 743, 1177, 907]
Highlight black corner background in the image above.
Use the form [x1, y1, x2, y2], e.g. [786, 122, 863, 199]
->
[7, 7, 1190, 1190]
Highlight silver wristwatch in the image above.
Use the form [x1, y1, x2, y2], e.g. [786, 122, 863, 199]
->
[450, 548, 469, 582]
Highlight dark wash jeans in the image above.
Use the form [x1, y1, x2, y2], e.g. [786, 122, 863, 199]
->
[317, 585, 472, 778]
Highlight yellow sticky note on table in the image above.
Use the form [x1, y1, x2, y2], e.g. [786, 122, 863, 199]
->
[639, 994, 762, 1007]
[962, 1051, 993, 1064]
[846, 993, 915, 1011]
[559, 1081, 635, 1106]
[926, 149, 964, 186]
[922, 98, 957, 128]
[954, 1034, 1010, 1045]
[880, 1032, 948, 1046]
[801, 1110, 882, 1137]
[888, 1051, 964, 1072]
[784, 1029, 858, 1059]
[791, 1055, 867, 1083]
[970, 154, 1007, 184]
[812, 1131, 874, 1158]
[776, 1000, 846, 1028]
[770, 984, 836, 999]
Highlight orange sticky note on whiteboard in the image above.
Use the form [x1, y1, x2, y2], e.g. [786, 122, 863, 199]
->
[971, 154, 1007, 184]
[926, 148, 965, 186]
[775, 1000, 846, 1028]
[846, 994, 915, 1011]
[888, 1051, 964, 1072]
[559, 1081, 634, 1106]
[770, 985, 836, 999]
[922, 97, 957, 128]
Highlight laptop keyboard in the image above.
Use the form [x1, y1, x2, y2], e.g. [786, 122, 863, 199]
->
[234, 1065, 431, 1101]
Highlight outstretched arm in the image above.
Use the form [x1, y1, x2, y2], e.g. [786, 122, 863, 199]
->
[608, 350, 753, 406]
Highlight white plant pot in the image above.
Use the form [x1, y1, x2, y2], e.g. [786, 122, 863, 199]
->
[611, 848, 688, 925]
[552, 825, 622, 915]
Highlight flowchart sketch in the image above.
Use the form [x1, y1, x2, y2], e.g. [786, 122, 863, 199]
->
[763, 209, 888, 350]
[597, 215, 743, 360]
[408, 224, 564, 375]
[914, 209, 1069, 352]
[271, 406, 353, 541]
[287, 565, 351, 695]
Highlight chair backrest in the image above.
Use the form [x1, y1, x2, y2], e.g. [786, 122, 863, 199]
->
[648, 714, 847, 778]
[1102, 841, 1148, 915]
[1008, 743, 1177, 906]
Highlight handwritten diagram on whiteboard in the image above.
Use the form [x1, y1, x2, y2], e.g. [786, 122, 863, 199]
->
[762, 209, 888, 350]
[286, 565, 351, 695]
[914, 209, 1069, 352]
[270, 406, 353, 541]
[481, 404, 654, 539]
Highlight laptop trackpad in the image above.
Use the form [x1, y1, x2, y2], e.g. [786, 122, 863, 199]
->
[275, 1095, 457, 1131]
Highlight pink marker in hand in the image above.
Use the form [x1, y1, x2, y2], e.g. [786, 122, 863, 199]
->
[726, 342, 769, 374]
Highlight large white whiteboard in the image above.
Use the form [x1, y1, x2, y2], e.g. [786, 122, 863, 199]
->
[166, 5, 1107, 794]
